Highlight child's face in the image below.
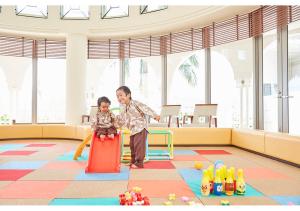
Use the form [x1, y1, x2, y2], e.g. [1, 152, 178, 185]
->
[100, 102, 110, 112]
[116, 90, 130, 105]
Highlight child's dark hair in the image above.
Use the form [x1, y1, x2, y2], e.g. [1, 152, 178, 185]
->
[97, 96, 111, 107]
[116, 86, 132, 100]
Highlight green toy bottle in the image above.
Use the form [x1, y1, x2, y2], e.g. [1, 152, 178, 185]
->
[236, 169, 246, 195]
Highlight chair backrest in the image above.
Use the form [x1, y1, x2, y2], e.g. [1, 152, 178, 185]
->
[89, 106, 98, 122]
[159, 105, 181, 123]
[192, 104, 217, 124]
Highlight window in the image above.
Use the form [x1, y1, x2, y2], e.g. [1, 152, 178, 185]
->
[15, 5, 47, 18]
[0, 55, 32, 123]
[263, 29, 278, 132]
[61, 5, 89, 19]
[140, 5, 167, 14]
[167, 50, 205, 115]
[101, 5, 128, 19]
[288, 21, 300, 135]
[37, 59, 66, 123]
[86, 59, 120, 113]
[125, 56, 162, 113]
[211, 39, 254, 128]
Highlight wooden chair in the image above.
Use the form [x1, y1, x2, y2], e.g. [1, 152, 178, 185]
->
[183, 104, 218, 128]
[81, 106, 98, 125]
[149, 105, 181, 128]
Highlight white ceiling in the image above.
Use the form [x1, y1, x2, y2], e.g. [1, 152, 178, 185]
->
[0, 5, 260, 39]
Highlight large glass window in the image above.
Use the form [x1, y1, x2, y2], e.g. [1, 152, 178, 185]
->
[101, 6, 128, 19]
[37, 59, 66, 123]
[125, 56, 161, 113]
[211, 39, 254, 128]
[0, 56, 32, 123]
[86, 59, 120, 112]
[15, 5, 47, 18]
[288, 21, 300, 135]
[263, 29, 278, 132]
[167, 51, 205, 115]
[61, 5, 89, 19]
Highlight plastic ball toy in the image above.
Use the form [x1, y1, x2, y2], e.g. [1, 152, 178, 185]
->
[194, 161, 203, 170]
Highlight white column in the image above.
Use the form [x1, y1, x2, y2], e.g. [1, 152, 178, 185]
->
[66, 34, 87, 125]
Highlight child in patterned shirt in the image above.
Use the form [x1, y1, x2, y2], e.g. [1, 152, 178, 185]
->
[91, 96, 117, 141]
[115, 86, 160, 168]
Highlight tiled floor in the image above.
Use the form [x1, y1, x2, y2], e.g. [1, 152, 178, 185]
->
[0, 140, 299, 205]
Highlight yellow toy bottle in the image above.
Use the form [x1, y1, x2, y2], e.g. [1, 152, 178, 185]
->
[223, 165, 227, 180]
[236, 169, 246, 195]
[225, 169, 234, 196]
[221, 166, 227, 193]
[230, 167, 236, 192]
[201, 170, 210, 196]
[208, 165, 214, 194]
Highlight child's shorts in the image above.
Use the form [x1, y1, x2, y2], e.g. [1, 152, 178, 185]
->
[96, 126, 117, 137]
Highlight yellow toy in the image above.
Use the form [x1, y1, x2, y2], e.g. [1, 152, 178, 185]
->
[236, 169, 246, 195]
[187, 201, 196, 205]
[168, 193, 176, 201]
[194, 161, 203, 170]
[73, 132, 92, 160]
[220, 200, 230, 205]
[201, 170, 210, 196]
[163, 201, 173, 206]
[124, 191, 132, 200]
[225, 169, 234, 196]
[132, 186, 142, 193]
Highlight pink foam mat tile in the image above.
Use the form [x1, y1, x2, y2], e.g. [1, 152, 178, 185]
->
[0, 170, 34, 181]
[0, 151, 37, 156]
[0, 181, 70, 199]
[244, 167, 290, 179]
[134, 161, 176, 169]
[25, 144, 56, 147]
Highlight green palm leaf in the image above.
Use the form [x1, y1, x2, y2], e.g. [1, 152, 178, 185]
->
[178, 54, 198, 87]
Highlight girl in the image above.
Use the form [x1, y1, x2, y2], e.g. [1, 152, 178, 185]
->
[92, 96, 117, 141]
[115, 86, 160, 168]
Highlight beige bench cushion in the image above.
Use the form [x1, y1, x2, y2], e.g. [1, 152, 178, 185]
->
[232, 129, 265, 153]
[265, 132, 300, 165]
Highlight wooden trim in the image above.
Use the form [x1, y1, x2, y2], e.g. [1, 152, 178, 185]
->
[195, 104, 218, 106]
[162, 104, 181, 107]
[233, 145, 300, 168]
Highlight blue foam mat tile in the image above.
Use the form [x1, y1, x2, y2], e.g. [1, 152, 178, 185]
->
[58, 150, 89, 161]
[178, 168, 263, 198]
[0, 161, 48, 169]
[75, 167, 129, 181]
[0, 144, 26, 152]
[174, 150, 198, 155]
[50, 198, 120, 205]
[270, 196, 300, 205]
[148, 149, 168, 154]
[178, 168, 203, 181]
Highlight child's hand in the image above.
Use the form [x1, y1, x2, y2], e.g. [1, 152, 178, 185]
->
[154, 115, 160, 122]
